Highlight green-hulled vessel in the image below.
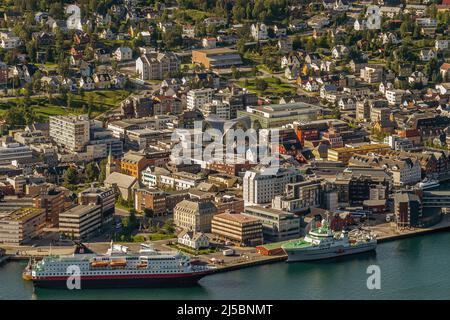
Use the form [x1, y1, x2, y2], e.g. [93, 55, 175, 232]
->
[282, 220, 377, 262]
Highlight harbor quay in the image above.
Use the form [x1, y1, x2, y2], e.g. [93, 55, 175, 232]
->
[3, 213, 450, 273]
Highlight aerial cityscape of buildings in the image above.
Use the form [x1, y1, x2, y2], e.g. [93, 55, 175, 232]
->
[0, 0, 450, 299]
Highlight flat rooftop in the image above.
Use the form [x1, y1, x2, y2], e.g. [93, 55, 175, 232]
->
[193, 48, 239, 55]
[245, 103, 322, 118]
[60, 204, 100, 217]
[2, 207, 44, 222]
[214, 213, 259, 223]
[329, 144, 390, 153]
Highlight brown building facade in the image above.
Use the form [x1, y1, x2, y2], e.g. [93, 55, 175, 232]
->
[211, 213, 263, 246]
[134, 188, 167, 215]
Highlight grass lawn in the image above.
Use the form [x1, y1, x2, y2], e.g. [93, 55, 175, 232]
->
[168, 243, 220, 255]
[182, 9, 212, 21]
[368, 59, 385, 65]
[256, 64, 274, 74]
[147, 233, 177, 241]
[238, 76, 297, 96]
[1, 89, 131, 121]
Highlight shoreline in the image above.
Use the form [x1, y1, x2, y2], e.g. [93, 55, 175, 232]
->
[3, 216, 450, 272]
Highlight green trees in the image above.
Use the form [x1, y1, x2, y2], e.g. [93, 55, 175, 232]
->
[85, 162, 99, 183]
[4, 106, 26, 128]
[163, 219, 175, 234]
[255, 78, 268, 91]
[63, 167, 79, 187]
[163, 25, 183, 49]
[98, 158, 108, 183]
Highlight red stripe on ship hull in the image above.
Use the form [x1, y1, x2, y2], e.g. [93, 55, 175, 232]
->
[33, 271, 213, 281]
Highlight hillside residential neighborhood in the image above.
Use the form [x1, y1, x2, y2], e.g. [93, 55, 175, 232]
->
[1, 0, 450, 300]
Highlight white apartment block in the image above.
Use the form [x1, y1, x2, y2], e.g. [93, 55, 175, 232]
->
[200, 100, 230, 120]
[435, 40, 449, 51]
[251, 23, 268, 41]
[416, 18, 437, 28]
[49, 115, 90, 152]
[243, 167, 302, 206]
[113, 46, 133, 61]
[385, 89, 405, 106]
[187, 88, 215, 110]
[135, 51, 179, 80]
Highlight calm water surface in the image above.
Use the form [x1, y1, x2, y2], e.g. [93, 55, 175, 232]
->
[1, 232, 450, 300]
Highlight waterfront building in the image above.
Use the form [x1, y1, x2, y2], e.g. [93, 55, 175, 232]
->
[394, 193, 422, 228]
[173, 199, 217, 232]
[58, 204, 102, 239]
[211, 212, 263, 246]
[242, 206, 301, 242]
[0, 208, 46, 244]
[177, 230, 210, 249]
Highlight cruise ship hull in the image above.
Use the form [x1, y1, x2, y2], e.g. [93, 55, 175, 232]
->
[33, 271, 213, 289]
[284, 242, 377, 262]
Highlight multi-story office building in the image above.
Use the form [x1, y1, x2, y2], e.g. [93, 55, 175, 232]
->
[32, 188, 65, 226]
[134, 188, 167, 215]
[49, 115, 90, 152]
[0, 141, 33, 165]
[0, 208, 46, 244]
[200, 100, 231, 120]
[243, 206, 301, 242]
[394, 193, 422, 228]
[78, 187, 115, 224]
[173, 199, 217, 232]
[243, 166, 302, 205]
[272, 179, 322, 213]
[187, 88, 215, 111]
[58, 204, 102, 239]
[237, 103, 322, 129]
[211, 213, 263, 246]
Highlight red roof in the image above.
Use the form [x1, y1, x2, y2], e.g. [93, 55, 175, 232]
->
[441, 63, 450, 71]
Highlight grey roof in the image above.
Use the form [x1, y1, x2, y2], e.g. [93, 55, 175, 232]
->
[104, 172, 137, 189]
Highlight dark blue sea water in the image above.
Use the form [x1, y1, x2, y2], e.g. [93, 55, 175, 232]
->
[1, 231, 450, 300]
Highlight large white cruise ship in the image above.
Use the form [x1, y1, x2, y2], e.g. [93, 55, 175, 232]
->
[281, 220, 377, 262]
[29, 243, 215, 289]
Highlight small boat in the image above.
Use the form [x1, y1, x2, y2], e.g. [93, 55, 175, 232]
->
[137, 262, 148, 269]
[22, 258, 33, 281]
[110, 259, 127, 267]
[90, 260, 109, 268]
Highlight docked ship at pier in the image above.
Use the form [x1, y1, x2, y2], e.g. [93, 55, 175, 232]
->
[282, 220, 377, 262]
[28, 243, 215, 289]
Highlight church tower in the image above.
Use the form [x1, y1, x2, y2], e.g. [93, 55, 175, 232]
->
[105, 146, 117, 179]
